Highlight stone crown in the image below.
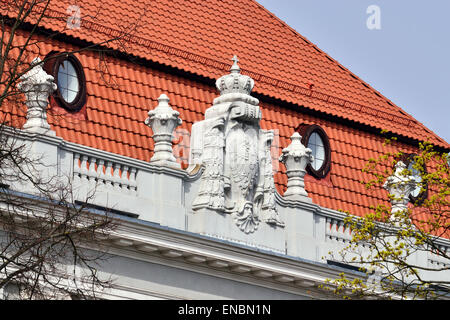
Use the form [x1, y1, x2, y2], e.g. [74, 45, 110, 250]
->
[215, 55, 254, 95]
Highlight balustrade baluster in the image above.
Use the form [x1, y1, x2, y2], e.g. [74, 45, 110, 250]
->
[80, 155, 89, 183]
[121, 165, 130, 193]
[105, 161, 114, 189]
[129, 167, 137, 194]
[113, 163, 122, 191]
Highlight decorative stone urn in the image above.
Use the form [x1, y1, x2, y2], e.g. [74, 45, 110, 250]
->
[383, 161, 416, 220]
[145, 94, 182, 169]
[279, 132, 313, 201]
[17, 57, 57, 135]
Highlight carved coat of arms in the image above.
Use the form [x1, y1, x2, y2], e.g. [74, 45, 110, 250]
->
[189, 56, 284, 233]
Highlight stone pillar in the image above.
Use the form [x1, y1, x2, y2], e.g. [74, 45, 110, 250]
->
[383, 161, 416, 221]
[17, 57, 57, 135]
[279, 132, 313, 201]
[145, 94, 182, 169]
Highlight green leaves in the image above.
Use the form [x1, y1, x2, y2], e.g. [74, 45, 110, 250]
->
[324, 134, 449, 299]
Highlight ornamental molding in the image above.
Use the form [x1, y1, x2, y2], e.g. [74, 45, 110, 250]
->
[0, 189, 328, 298]
[102, 216, 353, 297]
[3, 153, 450, 298]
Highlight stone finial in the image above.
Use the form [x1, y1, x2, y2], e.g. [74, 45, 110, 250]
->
[279, 132, 313, 201]
[383, 161, 416, 218]
[145, 94, 182, 169]
[230, 55, 240, 74]
[17, 57, 57, 135]
[189, 56, 283, 233]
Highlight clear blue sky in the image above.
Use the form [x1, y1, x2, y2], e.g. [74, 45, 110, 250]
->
[257, 0, 450, 144]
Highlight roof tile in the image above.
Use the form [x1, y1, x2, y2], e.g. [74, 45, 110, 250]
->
[2, 1, 448, 229]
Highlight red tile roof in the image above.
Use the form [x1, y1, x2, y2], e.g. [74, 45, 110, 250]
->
[1, 1, 449, 226]
[3, 0, 448, 148]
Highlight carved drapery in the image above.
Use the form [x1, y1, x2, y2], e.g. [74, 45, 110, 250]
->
[192, 118, 226, 211]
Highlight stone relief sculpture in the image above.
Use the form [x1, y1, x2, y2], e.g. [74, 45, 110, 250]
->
[189, 56, 284, 233]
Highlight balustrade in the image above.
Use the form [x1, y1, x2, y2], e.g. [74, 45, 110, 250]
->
[73, 153, 137, 195]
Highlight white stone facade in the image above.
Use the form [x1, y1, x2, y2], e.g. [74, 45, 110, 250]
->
[1, 57, 449, 300]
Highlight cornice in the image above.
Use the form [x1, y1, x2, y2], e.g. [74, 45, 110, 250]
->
[101, 215, 362, 298]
